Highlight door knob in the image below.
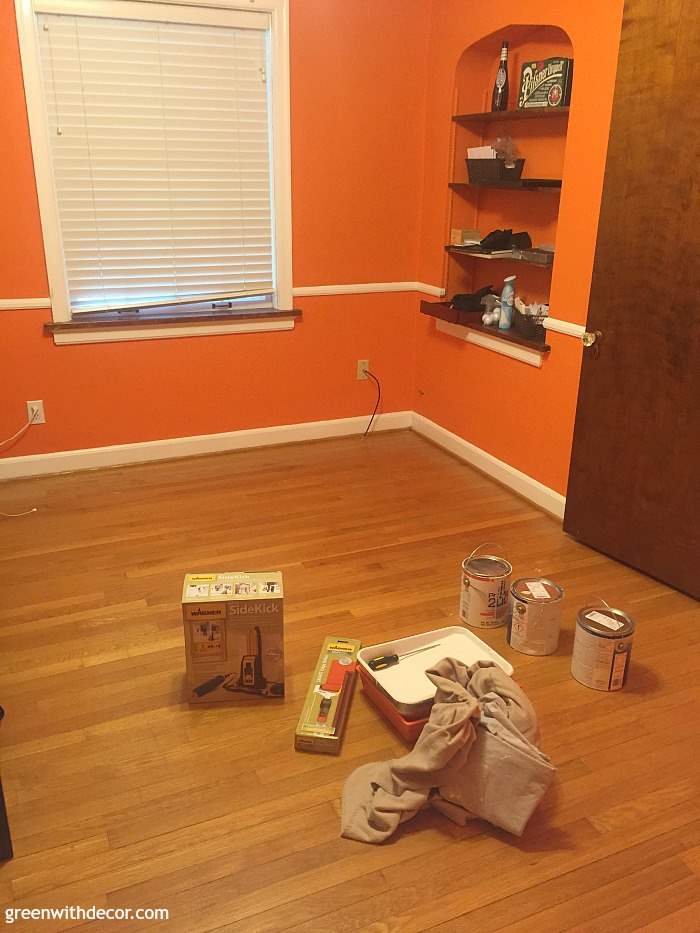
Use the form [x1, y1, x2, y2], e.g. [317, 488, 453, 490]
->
[582, 329, 602, 359]
[582, 330, 602, 348]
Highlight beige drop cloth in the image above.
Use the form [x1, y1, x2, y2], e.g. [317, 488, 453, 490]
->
[341, 659, 555, 843]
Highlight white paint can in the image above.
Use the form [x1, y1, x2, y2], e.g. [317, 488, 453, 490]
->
[460, 546, 512, 629]
[507, 577, 564, 655]
[571, 606, 635, 691]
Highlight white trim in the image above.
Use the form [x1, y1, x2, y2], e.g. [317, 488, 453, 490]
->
[414, 282, 446, 297]
[411, 413, 566, 519]
[0, 297, 52, 310]
[51, 318, 295, 345]
[0, 411, 413, 480]
[292, 282, 446, 298]
[543, 317, 586, 339]
[0, 283, 447, 312]
[435, 319, 544, 368]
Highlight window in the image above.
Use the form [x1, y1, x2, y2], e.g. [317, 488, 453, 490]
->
[16, 0, 292, 342]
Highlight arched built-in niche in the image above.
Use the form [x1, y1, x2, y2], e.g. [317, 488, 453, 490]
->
[444, 25, 573, 327]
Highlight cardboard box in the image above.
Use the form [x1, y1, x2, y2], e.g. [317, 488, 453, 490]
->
[450, 227, 480, 246]
[182, 572, 284, 703]
[295, 636, 361, 755]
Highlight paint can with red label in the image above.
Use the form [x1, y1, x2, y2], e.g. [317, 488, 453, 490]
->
[507, 577, 564, 655]
[571, 606, 635, 691]
[460, 544, 512, 629]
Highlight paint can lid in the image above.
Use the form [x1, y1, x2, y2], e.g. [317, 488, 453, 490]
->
[463, 556, 512, 578]
[577, 606, 635, 638]
[512, 578, 564, 603]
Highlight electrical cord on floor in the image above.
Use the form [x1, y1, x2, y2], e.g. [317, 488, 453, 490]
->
[363, 369, 381, 437]
[1, 410, 39, 517]
[0, 409, 39, 449]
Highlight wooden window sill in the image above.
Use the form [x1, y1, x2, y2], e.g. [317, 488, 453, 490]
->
[44, 308, 302, 345]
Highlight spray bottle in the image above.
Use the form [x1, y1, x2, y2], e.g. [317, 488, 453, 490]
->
[498, 275, 516, 330]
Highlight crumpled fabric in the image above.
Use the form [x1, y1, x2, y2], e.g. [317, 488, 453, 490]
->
[341, 659, 555, 843]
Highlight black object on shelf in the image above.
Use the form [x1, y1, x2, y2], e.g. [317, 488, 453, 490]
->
[467, 158, 524, 185]
[513, 308, 547, 342]
[479, 228, 532, 252]
[451, 284, 494, 311]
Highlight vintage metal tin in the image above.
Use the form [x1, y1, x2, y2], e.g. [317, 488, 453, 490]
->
[507, 577, 564, 655]
[571, 606, 635, 691]
[460, 553, 512, 629]
[517, 57, 574, 109]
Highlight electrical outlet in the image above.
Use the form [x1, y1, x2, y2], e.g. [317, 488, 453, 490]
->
[27, 400, 46, 424]
[356, 359, 369, 380]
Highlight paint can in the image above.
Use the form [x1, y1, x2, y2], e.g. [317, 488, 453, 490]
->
[507, 577, 564, 655]
[571, 606, 635, 691]
[460, 544, 512, 629]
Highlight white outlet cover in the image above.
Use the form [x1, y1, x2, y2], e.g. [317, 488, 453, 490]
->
[27, 400, 46, 424]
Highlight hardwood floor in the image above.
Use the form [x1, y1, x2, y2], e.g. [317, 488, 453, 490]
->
[0, 430, 698, 932]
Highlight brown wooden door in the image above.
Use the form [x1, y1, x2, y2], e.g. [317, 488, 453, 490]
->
[564, 0, 700, 598]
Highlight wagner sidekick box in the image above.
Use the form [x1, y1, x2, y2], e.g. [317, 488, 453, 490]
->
[182, 572, 284, 703]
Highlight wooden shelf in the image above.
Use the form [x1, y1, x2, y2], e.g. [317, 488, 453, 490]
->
[453, 107, 569, 126]
[420, 301, 550, 353]
[445, 246, 554, 269]
[449, 179, 562, 192]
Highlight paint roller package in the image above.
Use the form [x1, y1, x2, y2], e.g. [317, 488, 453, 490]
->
[182, 572, 284, 704]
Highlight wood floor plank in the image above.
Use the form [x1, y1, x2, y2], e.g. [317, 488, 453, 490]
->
[0, 431, 698, 932]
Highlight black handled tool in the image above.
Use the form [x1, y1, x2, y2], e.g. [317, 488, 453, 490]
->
[367, 642, 441, 672]
[193, 673, 231, 697]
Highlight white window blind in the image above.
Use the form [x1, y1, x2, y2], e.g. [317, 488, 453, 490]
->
[37, 11, 273, 314]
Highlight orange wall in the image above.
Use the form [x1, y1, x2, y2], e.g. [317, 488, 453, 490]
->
[0, 0, 430, 457]
[415, 1, 624, 494]
[1, 0, 625, 500]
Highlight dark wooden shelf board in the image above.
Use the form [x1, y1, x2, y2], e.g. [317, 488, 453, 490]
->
[453, 107, 569, 126]
[420, 301, 550, 353]
[445, 246, 554, 269]
[45, 307, 302, 334]
[449, 180, 562, 192]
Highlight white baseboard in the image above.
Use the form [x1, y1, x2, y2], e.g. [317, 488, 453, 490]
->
[411, 413, 566, 519]
[0, 408, 565, 519]
[0, 411, 413, 481]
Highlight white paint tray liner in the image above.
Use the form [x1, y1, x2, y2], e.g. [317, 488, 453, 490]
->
[358, 626, 513, 718]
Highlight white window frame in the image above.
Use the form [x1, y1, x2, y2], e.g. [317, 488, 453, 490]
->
[14, 0, 293, 344]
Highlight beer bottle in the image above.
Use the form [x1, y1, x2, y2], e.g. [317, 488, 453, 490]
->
[491, 41, 509, 111]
